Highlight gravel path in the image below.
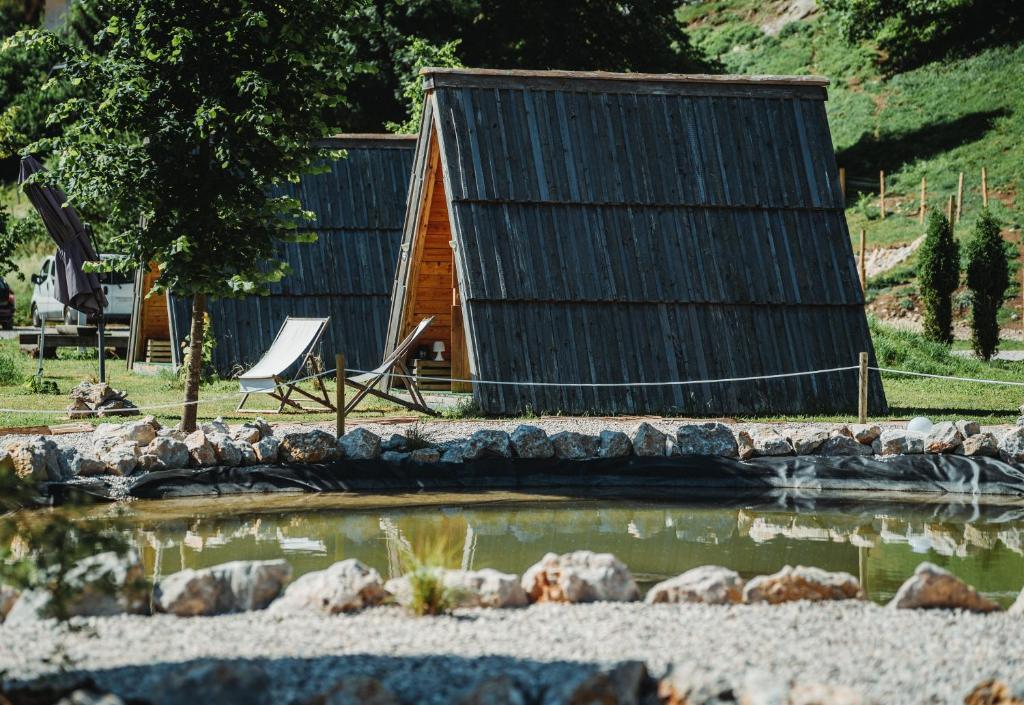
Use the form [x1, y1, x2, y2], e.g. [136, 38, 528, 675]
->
[3, 602, 1021, 704]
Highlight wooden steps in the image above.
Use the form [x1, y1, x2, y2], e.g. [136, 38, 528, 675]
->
[414, 358, 452, 392]
[145, 338, 173, 364]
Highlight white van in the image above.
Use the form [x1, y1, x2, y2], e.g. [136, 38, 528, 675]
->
[30, 254, 134, 326]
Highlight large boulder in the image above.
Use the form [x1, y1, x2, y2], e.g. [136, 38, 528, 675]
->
[91, 418, 158, 446]
[888, 561, 999, 612]
[57, 447, 106, 477]
[998, 427, 1024, 463]
[736, 431, 756, 460]
[185, 430, 217, 467]
[961, 432, 999, 457]
[233, 422, 266, 444]
[877, 430, 926, 455]
[153, 661, 270, 705]
[549, 431, 599, 459]
[819, 435, 874, 457]
[253, 436, 281, 463]
[269, 559, 386, 614]
[201, 418, 230, 435]
[154, 559, 292, 617]
[3, 437, 67, 482]
[462, 430, 512, 460]
[850, 424, 882, 445]
[99, 443, 139, 476]
[631, 422, 667, 457]
[206, 432, 243, 467]
[281, 430, 342, 463]
[742, 565, 864, 604]
[521, 551, 638, 603]
[454, 676, 527, 705]
[139, 437, 189, 471]
[543, 662, 652, 705]
[750, 429, 793, 456]
[510, 425, 554, 459]
[924, 421, 963, 454]
[337, 428, 381, 460]
[789, 428, 830, 455]
[386, 568, 528, 609]
[675, 423, 738, 458]
[409, 447, 441, 464]
[598, 430, 632, 458]
[6, 550, 148, 622]
[302, 677, 400, 705]
[956, 419, 982, 438]
[645, 565, 744, 605]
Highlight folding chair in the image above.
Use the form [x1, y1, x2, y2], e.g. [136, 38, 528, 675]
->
[237, 317, 334, 413]
[344, 316, 439, 416]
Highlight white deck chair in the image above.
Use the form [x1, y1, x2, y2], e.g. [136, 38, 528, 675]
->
[237, 317, 333, 413]
[343, 316, 438, 416]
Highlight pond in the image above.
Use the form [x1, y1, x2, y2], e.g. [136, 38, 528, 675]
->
[88, 491, 1024, 607]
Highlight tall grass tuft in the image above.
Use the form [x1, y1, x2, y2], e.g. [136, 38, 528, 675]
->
[398, 534, 462, 617]
[0, 345, 24, 386]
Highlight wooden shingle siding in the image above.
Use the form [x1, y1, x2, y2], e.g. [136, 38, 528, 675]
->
[171, 136, 415, 376]
[386, 69, 886, 416]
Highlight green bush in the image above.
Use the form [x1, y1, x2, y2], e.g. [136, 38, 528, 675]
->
[0, 345, 22, 385]
[916, 212, 959, 344]
[965, 210, 1010, 361]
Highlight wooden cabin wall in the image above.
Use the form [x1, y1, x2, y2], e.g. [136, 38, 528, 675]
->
[137, 263, 169, 361]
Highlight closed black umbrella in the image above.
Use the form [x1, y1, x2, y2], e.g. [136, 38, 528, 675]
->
[19, 154, 110, 381]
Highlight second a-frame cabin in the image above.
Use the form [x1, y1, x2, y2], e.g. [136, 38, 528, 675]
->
[385, 68, 887, 416]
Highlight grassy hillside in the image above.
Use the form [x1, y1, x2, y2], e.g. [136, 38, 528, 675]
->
[680, 2, 1023, 335]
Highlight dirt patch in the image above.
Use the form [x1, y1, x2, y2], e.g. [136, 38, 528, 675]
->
[863, 236, 923, 279]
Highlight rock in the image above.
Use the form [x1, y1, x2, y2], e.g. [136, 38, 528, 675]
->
[544, 662, 650, 705]
[659, 667, 740, 705]
[387, 568, 528, 609]
[0, 449, 12, 474]
[233, 423, 262, 444]
[184, 430, 217, 467]
[441, 445, 464, 463]
[205, 432, 242, 467]
[788, 428, 830, 455]
[998, 427, 1024, 463]
[253, 436, 280, 463]
[961, 432, 999, 457]
[819, 435, 874, 457]
[924, 421, 963, 454]
[381, 433, 408, 452]
[737, 430, 756, 460]
[154, 559, 292, 617]
[201, 418, 230, 435]
[751, 429, 793, 456]
[510, 424, 554, 459]
[55, 690, 127, 705]
[964, 681, 1024, 705]
[850, 424, 881, 445]
[455, 676, 527, 705]
[337, 428, 381, 460]
[409, 447, 441, 464]
[598, 430, 632, 458]
[0, 584, 19, 621]
[789, 683, 873, 705]
[878, 430, 925, 455]
[122, 419, 158, 445]
[100, 443, 139, 476]
[380, 450, 407, 464]
[6, 550, 147, 622]
[888, 561, 999, 612]
[645, 565, 745, 605]
[140, 437, 189, 470]
[549, 431, 600, 459]
[742, 565, 864, 604]
[58, 447, 106, 477]
[72, 381, 116, 407]
[280, 429, 341, 463]
[239, 442, 258, 466]
[269, 559, 386, 614]
[462, 430, 512, 460]
[4, 437, 66, 482]
[303, 676, 400, 705]
[631, 422, 668, 457]
[676, 423, 738, 457]
[1009, 589, 1024, 615]
[956, 419, 981, 438]
[154, 661, 270, 705]
[521, 551, 638, 603]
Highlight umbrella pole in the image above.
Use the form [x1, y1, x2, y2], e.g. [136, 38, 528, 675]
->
[98, 311, 106, 383]
[36, 319, 45, 378]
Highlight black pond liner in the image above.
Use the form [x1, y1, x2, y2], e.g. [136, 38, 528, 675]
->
[50, 453, 1024, 503]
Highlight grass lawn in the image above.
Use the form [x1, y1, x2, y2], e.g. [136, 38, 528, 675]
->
[1, 320, 1022, 429]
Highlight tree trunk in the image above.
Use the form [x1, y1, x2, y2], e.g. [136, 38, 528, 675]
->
[179, 293, 207, 432]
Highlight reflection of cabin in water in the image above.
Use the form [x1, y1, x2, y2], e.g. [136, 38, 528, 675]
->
[127, 134, 416, 376]
[385, 67, 886, 416]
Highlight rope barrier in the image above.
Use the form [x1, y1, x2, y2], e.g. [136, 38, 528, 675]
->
[871, 366, 1024, 387]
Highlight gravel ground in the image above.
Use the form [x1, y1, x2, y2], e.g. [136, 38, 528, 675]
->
[2, 602, 1021, 704]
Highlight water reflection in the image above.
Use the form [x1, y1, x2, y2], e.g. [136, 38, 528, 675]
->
[112, 493, 1024, 607]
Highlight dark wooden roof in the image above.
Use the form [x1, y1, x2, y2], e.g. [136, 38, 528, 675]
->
[389, 69, 886, 415]
[170, 135, 415, 375]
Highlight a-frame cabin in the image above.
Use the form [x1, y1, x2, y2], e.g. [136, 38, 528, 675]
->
[385, 67, 887, 416]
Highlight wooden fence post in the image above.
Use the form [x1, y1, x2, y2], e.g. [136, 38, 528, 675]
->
[982, 167, 988, 207]
[858, 352, 869, 424]
[335, 352, 345, 438]
[839, 167, 846, 205]
[879, 171, 886, 219]
[956, 172, 964, 222]
[946, 195, 954, 222]
[919, 176, 926, 224]
[859, 228, 867, 292]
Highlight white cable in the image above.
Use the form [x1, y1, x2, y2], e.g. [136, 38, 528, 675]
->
[871, 366, 1024, 387]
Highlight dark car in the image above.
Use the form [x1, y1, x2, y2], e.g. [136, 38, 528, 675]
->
[0, 276, 13, 330]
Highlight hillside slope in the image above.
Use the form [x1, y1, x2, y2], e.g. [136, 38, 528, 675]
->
[680, 1, 1023, 339]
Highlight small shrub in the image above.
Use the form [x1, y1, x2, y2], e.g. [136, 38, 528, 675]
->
[25, 375, 60, 394]
[440, 396, 482, 420]
[403, 422, 435, 451]
[965, 210, 1010, 361]
[398, 535, 462, 617]
[916, 212, 960, 344]
[56, 347, 99, 361]
[0, 347, 23, 386]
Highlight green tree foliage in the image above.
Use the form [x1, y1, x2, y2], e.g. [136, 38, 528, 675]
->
[916, 212, 960, 344]
[22, 0, 357, 429]
[820, 0, 1024, 72]
[337, 0, 714, 131]
[965, 210, 1010, 361]
[385, 37, 462, 134]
